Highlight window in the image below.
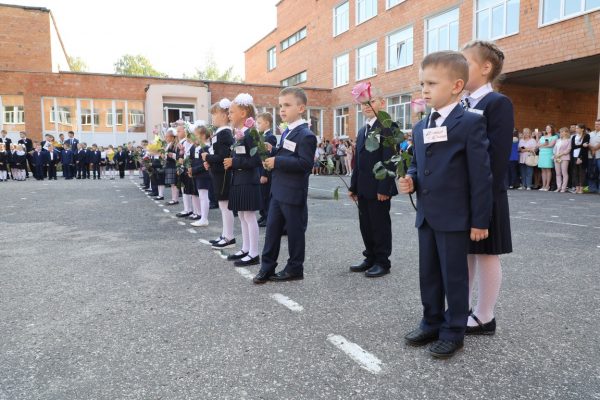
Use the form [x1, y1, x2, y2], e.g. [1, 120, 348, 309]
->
[334, 107, 349, 137]
[334, 53, 350, 87]
[307, 108, 324, 138]
[387, 26, 413, 71]
[50, 106, 72, 125]
[334, 1, 350, 36]
[281, 27, 307, 51]
[106, 109, 124, 126]
[281, 71, 307, 87]
[426, 8, 459, 54]
[267, 47, 277, 71]
[387, 95, 412, 130]
[387, 0, 406, 8]
[476, 0, 519, 40]
[356, 0, 377, 24]
[541, 0, 600, 24]
[356, 42, 377, 80]
[356, 105, 366, 132]
[129, 110, 145, 126]
[3, 105, 25, 124]
[80, 109, 99, 126]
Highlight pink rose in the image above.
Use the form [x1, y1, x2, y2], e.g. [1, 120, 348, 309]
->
[244, 117, 256, 129]
[234, 129, 245, 141]
[351, 82, 372, 104]
[411, 98, 427, 114]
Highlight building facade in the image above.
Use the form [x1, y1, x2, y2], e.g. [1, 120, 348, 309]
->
[245, 0, 600, 138]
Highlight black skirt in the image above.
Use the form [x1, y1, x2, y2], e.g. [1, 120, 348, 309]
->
[180, 173, 196, 195]
[228, 184, 261, 212]
[469, 191, 512, 255]
[154, 169, 165, 185]
[211, 171, 231, 201]
[194, 175, 212, 191]
[164, 167, 177, 185]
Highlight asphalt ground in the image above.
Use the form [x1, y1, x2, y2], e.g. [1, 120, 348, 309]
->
[1, 174, 599, 399]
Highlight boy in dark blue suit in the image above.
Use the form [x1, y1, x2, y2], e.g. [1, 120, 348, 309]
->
[61, 144, 75, 179]
[76, 144, 88, 179]
[89, 144, 101, 179]
[256, 112, 278, 227]
[398, 51, 492, 359]
[64, 131, 79, 178]
[31, 143, 49, 180]
[348, 86, 399, 278]
[46, 144, 60, 180]
[253, 87, 317, 284]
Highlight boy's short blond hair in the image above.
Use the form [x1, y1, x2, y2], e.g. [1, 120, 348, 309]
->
[280, 86, 308, 105]
[421, 51, 469, 83]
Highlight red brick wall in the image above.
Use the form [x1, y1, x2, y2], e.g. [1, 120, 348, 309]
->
[0, 5, 52, 73]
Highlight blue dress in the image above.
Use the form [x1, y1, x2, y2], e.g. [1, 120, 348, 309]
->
[538, 135, 557, 169]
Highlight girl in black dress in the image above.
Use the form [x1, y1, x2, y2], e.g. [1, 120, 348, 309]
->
[163, 129, 180, 205]
[0, 143, 8, 181]
[190, 125, 212, 227]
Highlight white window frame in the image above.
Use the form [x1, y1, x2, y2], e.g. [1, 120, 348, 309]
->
[334, 107, 349, 137]
[281, 71, 307, 87]
[129, 110, 145, 126]
[3, 105, 25, 124]
[334, 53, 350, 88]
[281, 27, 307, 51]
[80, 108, 99, 126]
[307, 108, 324, 139]
[106, 109, 124, 127]
[538, 0, 600, 27]
[425, 7, 460, 55]
[356, 41, 378, 81]
[356, 0, 378, 25]
[386, 25, 413, 72]
[267, 47, 277, 71]
[386, 0, 406, 9]
[387, 94, 412, 130]
[356, 105, 366, 133]
[474, 0, 520, 40]
[333, 1, 350, 36]
[50, 106, 72, 125]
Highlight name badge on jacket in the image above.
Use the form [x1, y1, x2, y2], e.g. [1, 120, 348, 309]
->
[235, 146, 246, 155]
[212, 136, 218, 145]
[283, 139, 297, 152]
[467, 108, 484, 116]
[423, 126, 448, 144]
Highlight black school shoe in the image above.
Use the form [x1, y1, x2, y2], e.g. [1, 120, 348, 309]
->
[227, 251, 248, 261]
[211, 238, 236, 249]
[234, 255, 260, 267]
[466, 314, 496, 335]
[429, 340, 464, 359]
[176, 211, 192, 218]
[209, 236, 224, 245]
[404, 328, 439, 346]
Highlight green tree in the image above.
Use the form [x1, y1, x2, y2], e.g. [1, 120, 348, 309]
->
[114, 54, 168, 77]
[68, 56, 88, 72]
[184, 54, 241, 82]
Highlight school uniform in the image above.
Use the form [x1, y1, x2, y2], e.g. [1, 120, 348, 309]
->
[18, 138, 33, 177]
[191, 144, 211, 191]
[31, 150, 49, 180]
[349, 118, 399, 275]
[47, 149, 60, 180]
[462, 84, 514, 255]
[75, 149, 87, 179]
[407, 104, 492, 342]
[0, 136, 12, 149]
[141, 148, 151, 189]
[177, 138, 196, 196]
[256, 120, 317, 281]
[12, 151, 27, 180]
[149, 155, 165, 196]
[126, 150, 137, 171]
[0, 151, 9, 181]
[228, 128, 262, 212]
[61, 149, 75, 179]
[88, 150, 102, 179]
[205, 127, 235, 200]
[64, 138, 79, 177]
[259, 130, 278, 223]
[164, 142, 179, 186]
[114, 150, 127, 178]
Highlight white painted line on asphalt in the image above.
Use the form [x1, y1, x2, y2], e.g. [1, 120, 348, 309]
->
[551, 215, 559, 218]
[170, 215, 176, 219]
[597, 245, 600, 248]
[395, 212, 403, 215]
[119, 195, 124, 198]
[270, 293, 304, 312]
[187, 228, 197, 234]
[159, 204, 164, 207]
[116, 190, 121, 192]
[327, 334, 383, 374]
[529, 201, 537, 204]
[20, 198, 27, 200]
[511, 216, 588, 228]
[569, 199, 575, 201]
[199, 239, 212, 246]
[177, 221, 186, 226]
[154, 201, 160, 204]
[121, 201, 128, 204]
[213, 250, 228, 259]
[163, 209, 170, 213]
[343, 203, 352, 206]
[236, 268, 255, 280]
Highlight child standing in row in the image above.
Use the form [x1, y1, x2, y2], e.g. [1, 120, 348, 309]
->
[0, 144, 8, 181]
[190, 125, 212, 227]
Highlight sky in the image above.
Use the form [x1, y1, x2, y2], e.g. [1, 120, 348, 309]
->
[12, 0, 279, 78]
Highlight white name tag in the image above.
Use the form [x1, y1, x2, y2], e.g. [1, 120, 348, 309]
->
[423, 126, 448, 144]
[467, 108, 484, 116]
[212, 136, 218, 144]
[209, 146, 214, 155]
[283, 139, 297, 152]
[235, 145, 246, 155]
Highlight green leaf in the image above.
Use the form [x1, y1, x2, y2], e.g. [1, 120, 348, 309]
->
[333, 186, 340, 201]
[365, 133, 380, 152]
[250, 147, 258, 157]
[372, 161, 388, 180]
[377, 110, 392, 121]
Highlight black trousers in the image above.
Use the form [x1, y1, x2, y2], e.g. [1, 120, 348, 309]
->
[358, 196, 392, 268]
[259, 180, 272, 219]
[48, 164, 57, 179]
[418, 220, 469, 342]
[143, 170, 150, 188]
[118, 164, 125, 178]
[77, 162, 86, 178]
[91, 163, 100, 178]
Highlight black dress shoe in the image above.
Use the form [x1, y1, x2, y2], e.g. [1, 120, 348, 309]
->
[234, 255, 260, 267]
[209, 236, 224, 245]
[257, 217, 266, 224]
[466, 315, 496, 336]
[187, 214, 201, 220]
[404, 328, 439, 346]
[154, 196, 164, 200]
[258, 220, 267, 227]
[349, 261, 372, 273]
[429, 340, 464, 359]
[269, 271, 304, 282]
[253, 270, 273, 284]
[365, 264, 390, 278]
[166, 200, 179, 206]
[211, 238, 236, 249]
[227, 252, 248, 261]
[176, 211, 192, 218]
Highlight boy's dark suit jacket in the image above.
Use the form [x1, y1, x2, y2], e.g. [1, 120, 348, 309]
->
[408, 104, 493, 232]
[270, 123, 317, 206]
[31, 150, 49, 166]
[88, 150, 101, 164]
[349, 119, 398, 199]
[61, 149, 74, 165]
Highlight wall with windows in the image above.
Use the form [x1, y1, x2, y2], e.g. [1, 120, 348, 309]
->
[0, 95, 26, 140]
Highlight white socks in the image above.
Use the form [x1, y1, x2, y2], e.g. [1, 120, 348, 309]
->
[182, 194, 192, 213]
[158, 185, 165, 197]
[238, 211, 259, 258]
[171, 186, 179, 202]
[198, 189, 209, 224]
[191, 195, 201, 216]
[467, 254, 502, 326]
[218, 200, 234, 240]
[0, 171, 6, 180]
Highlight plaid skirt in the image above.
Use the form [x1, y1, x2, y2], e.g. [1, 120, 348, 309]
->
[164, 167, 178, 185]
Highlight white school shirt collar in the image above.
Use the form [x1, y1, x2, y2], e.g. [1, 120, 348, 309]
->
[430, 102, 459, 128]
[287, 119, 307, 132]
[464, 83, 493, 108]
[215, 126, 230, 134]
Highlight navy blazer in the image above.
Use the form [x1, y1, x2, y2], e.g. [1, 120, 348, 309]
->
[18, 138, 33, 152]
[206, 128, 234, 174]
[408, 104, 492, 232]
[88, 150, 101, 164]
[190, 145, 209, 177]
[31, 150, 49, 166]
[47, 149, 60, 165]
[114, 151, 127, 165]
[231, 129, 262, 186]
[0, 137, 12, 149]
[260, 130, 278, 178]
[270, 123, 317, 206]
[471, 92, 514, 195]
[349, 119, 398, 199]
[64, 138, 79, 152]
[76, 149, 88, 164]
[61, 149, 74, 165]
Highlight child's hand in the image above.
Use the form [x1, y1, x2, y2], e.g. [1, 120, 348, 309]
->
[201, 153, 208, 161]
[265, 143, 273, 152]
[470, 228, 489, 242]
[397, 176, 414, 194]
[203, 161, 210, 170]
[263, 157, 275, 170]
[260, 176, 268, 184]
[348, 191, 358, 201]
[223, 158, 233, 169]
